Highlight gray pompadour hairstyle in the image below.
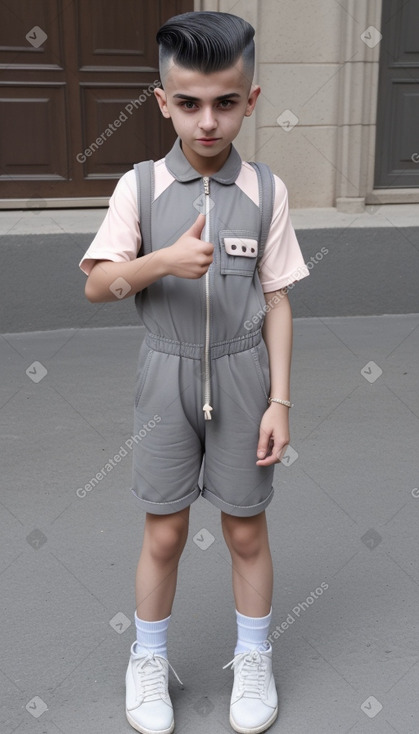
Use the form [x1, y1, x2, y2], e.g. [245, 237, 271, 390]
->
[156, 11, 255, 86]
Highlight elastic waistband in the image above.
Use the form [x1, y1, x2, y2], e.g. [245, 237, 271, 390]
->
[145, 330, 262, 359]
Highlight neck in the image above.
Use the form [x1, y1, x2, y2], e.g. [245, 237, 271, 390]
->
[180, 141, 232, 176]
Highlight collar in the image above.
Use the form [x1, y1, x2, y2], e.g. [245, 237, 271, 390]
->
[165, 137, 242, 184]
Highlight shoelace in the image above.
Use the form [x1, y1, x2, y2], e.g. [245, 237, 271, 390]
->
[223, 650, 267, 698]
[134, 653, 184, 702]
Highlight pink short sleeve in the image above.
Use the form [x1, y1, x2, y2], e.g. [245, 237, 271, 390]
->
[258, 175, 309, 293]
[79, 169, 141, 276]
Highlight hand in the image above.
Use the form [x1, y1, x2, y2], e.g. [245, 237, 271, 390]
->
[256, 404, 290, 466]
[162, 213, 214, 279]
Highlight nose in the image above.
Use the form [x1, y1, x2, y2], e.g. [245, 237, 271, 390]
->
[198, 106, 217, 132]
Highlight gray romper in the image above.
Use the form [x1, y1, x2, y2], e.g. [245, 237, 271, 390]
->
[131, 139, 279, 517]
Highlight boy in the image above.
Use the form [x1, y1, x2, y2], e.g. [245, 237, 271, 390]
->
[79, 11, 309, 734]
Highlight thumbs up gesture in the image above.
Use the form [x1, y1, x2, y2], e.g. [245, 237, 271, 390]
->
[162, 214, 214, 279]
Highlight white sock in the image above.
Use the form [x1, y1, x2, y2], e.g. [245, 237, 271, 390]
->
[134, 612, 171, 659]
[234, 608, 272, 655]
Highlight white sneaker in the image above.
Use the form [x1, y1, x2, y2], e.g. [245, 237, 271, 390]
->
[125, 643, 183, 734]
[223, 646, 278, 734]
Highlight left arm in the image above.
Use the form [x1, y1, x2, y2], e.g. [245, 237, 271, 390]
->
[256, 289, 293, 466]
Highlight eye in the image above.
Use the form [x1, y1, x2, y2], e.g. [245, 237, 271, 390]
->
[181, 101, 197, 110]
[219, 100, 234, 109]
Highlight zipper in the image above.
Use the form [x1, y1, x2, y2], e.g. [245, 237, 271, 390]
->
[202, 176, 213, 420]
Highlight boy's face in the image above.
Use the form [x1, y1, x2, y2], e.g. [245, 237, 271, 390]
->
[154, 58, 260, 175]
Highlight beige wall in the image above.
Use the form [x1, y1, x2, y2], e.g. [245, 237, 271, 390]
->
[196, 0, 383, 209]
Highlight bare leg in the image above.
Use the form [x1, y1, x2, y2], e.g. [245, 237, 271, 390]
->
[221, 510, 273, 617]
[135, 506, 190, 621]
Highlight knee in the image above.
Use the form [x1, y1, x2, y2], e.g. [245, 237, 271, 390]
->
[146, 515, 188, 564]
[223, 517, 263, 560]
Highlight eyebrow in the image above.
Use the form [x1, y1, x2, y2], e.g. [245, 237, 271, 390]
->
[172, 93, 242, 102]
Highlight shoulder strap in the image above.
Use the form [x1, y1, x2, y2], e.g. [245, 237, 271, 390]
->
[133, 160, 154, 257]
[249, 162, 275, 263]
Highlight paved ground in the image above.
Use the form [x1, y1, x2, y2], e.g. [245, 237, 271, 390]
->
[1, 203, 418, 732]
[1, 315, 419, 734]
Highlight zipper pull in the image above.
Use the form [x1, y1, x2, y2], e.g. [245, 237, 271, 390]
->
[203, 176, 210, 196]
[203, 403, 213, 420]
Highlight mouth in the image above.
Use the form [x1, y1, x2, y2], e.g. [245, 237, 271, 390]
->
[196, 137, 221, 146]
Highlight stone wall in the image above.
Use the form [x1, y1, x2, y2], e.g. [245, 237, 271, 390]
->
[196, 0, 383, 209]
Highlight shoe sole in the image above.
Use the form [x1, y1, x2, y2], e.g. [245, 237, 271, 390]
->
[126, 709, 175, 734]
[229, 706, 278, 734]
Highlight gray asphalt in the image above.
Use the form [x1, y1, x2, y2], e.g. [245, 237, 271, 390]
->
[1, 227, 418, 333]
[1, 314, 419, 733]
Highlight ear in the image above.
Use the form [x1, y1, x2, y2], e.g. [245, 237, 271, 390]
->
[245, 85, 261, 117]
[154, 87, 171, 118]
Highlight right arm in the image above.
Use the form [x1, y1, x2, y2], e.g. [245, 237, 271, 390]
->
[85, 213, 211, 303]
[85, 250, 167, 303]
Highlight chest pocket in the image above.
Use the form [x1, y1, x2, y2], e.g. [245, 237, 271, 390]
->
[219, 230, 259, 276]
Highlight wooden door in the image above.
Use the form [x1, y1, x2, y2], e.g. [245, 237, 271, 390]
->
[374, 0, 419, 188]
[0, 0, 192, 202]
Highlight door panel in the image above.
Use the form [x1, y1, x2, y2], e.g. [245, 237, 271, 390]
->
[77, 1, 159, 69]
[0, 86, 67, 178]
[374, 0, 419, 187]
[0, 0, 63, 68]
[80, 83, 163, 176]
[0, 0, 193, 202]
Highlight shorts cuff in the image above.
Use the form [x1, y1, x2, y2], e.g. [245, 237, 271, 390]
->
[201, 485, 274, 517]
[130, 485, 200, 515]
